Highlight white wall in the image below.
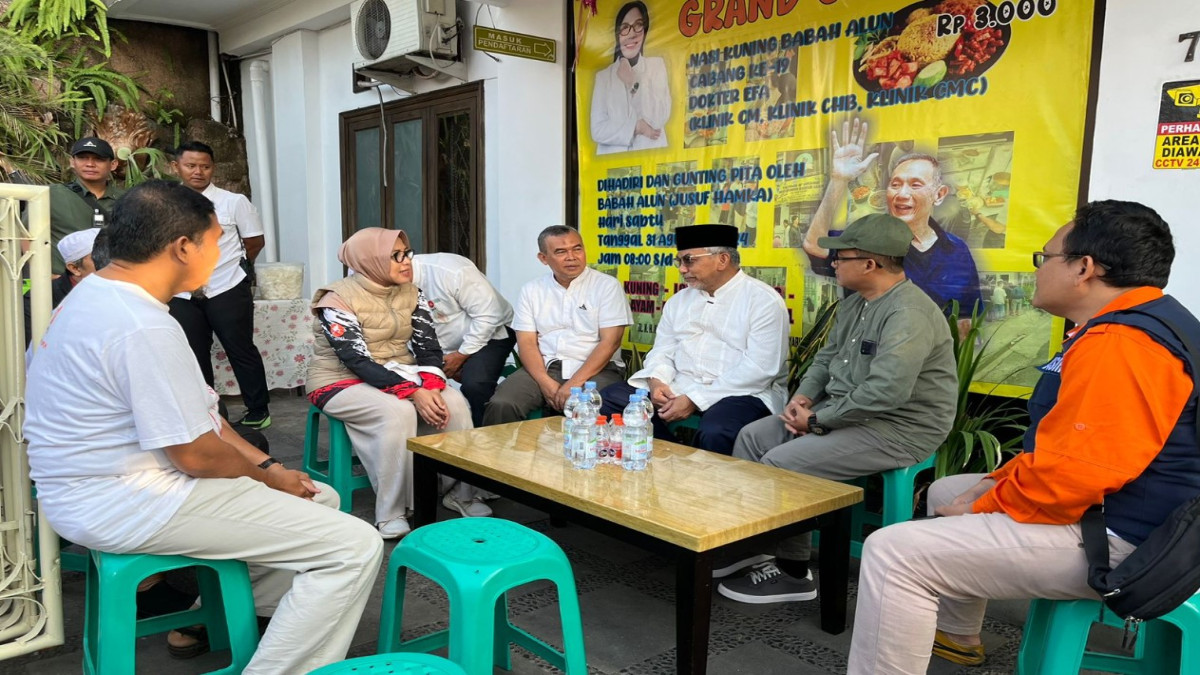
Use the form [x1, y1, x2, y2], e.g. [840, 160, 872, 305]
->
[1089, 0, 1200, 314]
[236, 0, 567, 301]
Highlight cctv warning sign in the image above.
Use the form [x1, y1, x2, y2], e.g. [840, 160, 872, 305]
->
[1154, 79, 1200, 170]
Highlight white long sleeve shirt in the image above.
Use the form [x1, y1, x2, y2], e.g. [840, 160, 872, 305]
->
[590, 55, 671, 155]
[411, 253, 513, 356]
[630, 271, 789, 413]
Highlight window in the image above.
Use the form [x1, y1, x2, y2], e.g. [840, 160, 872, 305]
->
[340, 81, 484, 267]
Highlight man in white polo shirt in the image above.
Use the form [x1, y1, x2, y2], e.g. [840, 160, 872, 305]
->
[169, 140, 271, 429]
[412, 252, 515, 427]
[482, 226, 632, 424]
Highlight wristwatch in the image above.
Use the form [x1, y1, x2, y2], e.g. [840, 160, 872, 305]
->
[807, 414, 828, 436]
[258, 457, 281, 471]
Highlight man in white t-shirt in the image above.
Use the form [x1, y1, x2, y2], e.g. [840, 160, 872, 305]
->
[169, 141, 271, 429]
[24, 180, 382, 674]
[482, 226, 632, 425]
[412, 252, 516, 427]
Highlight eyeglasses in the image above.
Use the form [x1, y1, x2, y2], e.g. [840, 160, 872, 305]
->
[675, 252, 718, 267]
[1031, 252, 1077, 268]
[619, 20, 646, 36]
[390, 248, 415, 263]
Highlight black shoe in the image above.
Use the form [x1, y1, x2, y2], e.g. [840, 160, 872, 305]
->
[236, 410, 271, 430]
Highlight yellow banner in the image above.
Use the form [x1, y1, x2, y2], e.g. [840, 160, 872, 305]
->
[576, 0, 1094, 393]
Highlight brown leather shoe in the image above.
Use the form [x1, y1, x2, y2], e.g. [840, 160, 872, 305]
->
[933, 630, 985, 666]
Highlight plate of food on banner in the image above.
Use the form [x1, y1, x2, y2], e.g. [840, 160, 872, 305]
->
[852, 0, 1010, 92]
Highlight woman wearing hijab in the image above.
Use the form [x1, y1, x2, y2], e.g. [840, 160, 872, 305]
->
[589, 1, 671, 155]
[305, 228, 489, 539]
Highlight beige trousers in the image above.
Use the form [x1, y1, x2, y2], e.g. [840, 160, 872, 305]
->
[322, 384, 473, 524]
[135, 476, 383, 675]
[846, 473, 1136, 674]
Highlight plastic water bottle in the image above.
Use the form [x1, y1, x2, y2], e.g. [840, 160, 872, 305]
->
[609, 414, 624, 463]
[622, 395, 652, 471]
[570, 398, 598, 469]
[594, 415, 609, 462]
[635, 387, 655, 419]
[562, 386, 583, 458]
[584, 381, 603, 412]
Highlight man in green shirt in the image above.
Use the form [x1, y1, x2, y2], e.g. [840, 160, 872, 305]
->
[717, 212, 958, 604]
[48, 137, 125, 275]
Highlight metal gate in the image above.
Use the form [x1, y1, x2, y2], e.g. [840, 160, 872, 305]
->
[0, 184, 65, 659]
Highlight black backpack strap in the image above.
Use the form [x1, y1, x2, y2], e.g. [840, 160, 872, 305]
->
[1081, 503, 1111, 592]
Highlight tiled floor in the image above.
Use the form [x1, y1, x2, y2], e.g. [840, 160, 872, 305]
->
[2, 394, 1122, 674]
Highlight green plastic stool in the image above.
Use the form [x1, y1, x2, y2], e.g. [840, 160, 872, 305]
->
[1016, 596, 1200, 674]
[83, 550, 259, 675]
[846, 453, 936, 558]
[666, 413, 701, 435]
[309, 653, 468, 674]
[304, 404, 374, 513]
[377, 518, 587, 674]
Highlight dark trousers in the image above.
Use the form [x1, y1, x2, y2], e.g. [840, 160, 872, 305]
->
[168, 279, 270, 415]
[599, 382, 771, 455]
[456, 327, 517, 428]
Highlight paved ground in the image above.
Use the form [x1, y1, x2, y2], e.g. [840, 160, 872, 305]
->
[3, 393, 1125, 674]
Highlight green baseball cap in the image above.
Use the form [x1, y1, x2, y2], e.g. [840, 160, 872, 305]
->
[818, 213, 912, 257]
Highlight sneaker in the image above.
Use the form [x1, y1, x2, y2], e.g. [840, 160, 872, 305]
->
[932, 630, 985, 666]
[476, 489, 502, 501]
[442, 492, 493, 518]
[236, 410, 272, 430]
[717, 563, 816, 604]
[376, 517, 411, 540]
[712, 553, 774, 579]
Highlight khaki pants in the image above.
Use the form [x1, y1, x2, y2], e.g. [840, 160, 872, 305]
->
[134, 476, 383, 675]
[323, 384, 473, 524]
[846, 473, 1136, 675]
[482, 361, 624, 426]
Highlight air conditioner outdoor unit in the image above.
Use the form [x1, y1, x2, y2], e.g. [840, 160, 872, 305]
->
[350, 0, 458, 72]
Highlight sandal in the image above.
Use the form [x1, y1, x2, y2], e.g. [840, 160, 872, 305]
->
[167, 625, 209, 660]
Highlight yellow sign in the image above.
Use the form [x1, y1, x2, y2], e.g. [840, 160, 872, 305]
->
[1154, 80, 1200, 170]
[575, 0, 1098, 395]
[473, 26, 556, 63]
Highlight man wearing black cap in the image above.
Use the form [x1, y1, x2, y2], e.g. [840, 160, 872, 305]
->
[49, 137, 125, 275]
[599, 224, 790, 454]
[716, 213, 957, 605]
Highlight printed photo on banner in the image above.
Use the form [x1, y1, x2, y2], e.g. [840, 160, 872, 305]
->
[590, 1, 672, 155]
[576, 0, 1096, 396]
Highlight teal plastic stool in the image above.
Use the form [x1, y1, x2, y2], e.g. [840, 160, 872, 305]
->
[83, 550, 259, 675]
[1016, 596, 1200, 674]
[846, 453, 936, 558]
[304, 404, 374, 513]
[309, 653, 468, 674]
[666, 413, 700, 435]
[527, 408, 544, 420]
[377, 518, 587, 674]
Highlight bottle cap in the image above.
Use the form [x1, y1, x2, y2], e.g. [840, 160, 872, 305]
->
[584, 381, 597, 389]
[612, 414, 623, 424]
[596, 415, 607, 425]
[570, 386, 582, 393]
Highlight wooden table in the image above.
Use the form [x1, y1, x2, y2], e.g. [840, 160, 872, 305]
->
[408, 418, 862, 675]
